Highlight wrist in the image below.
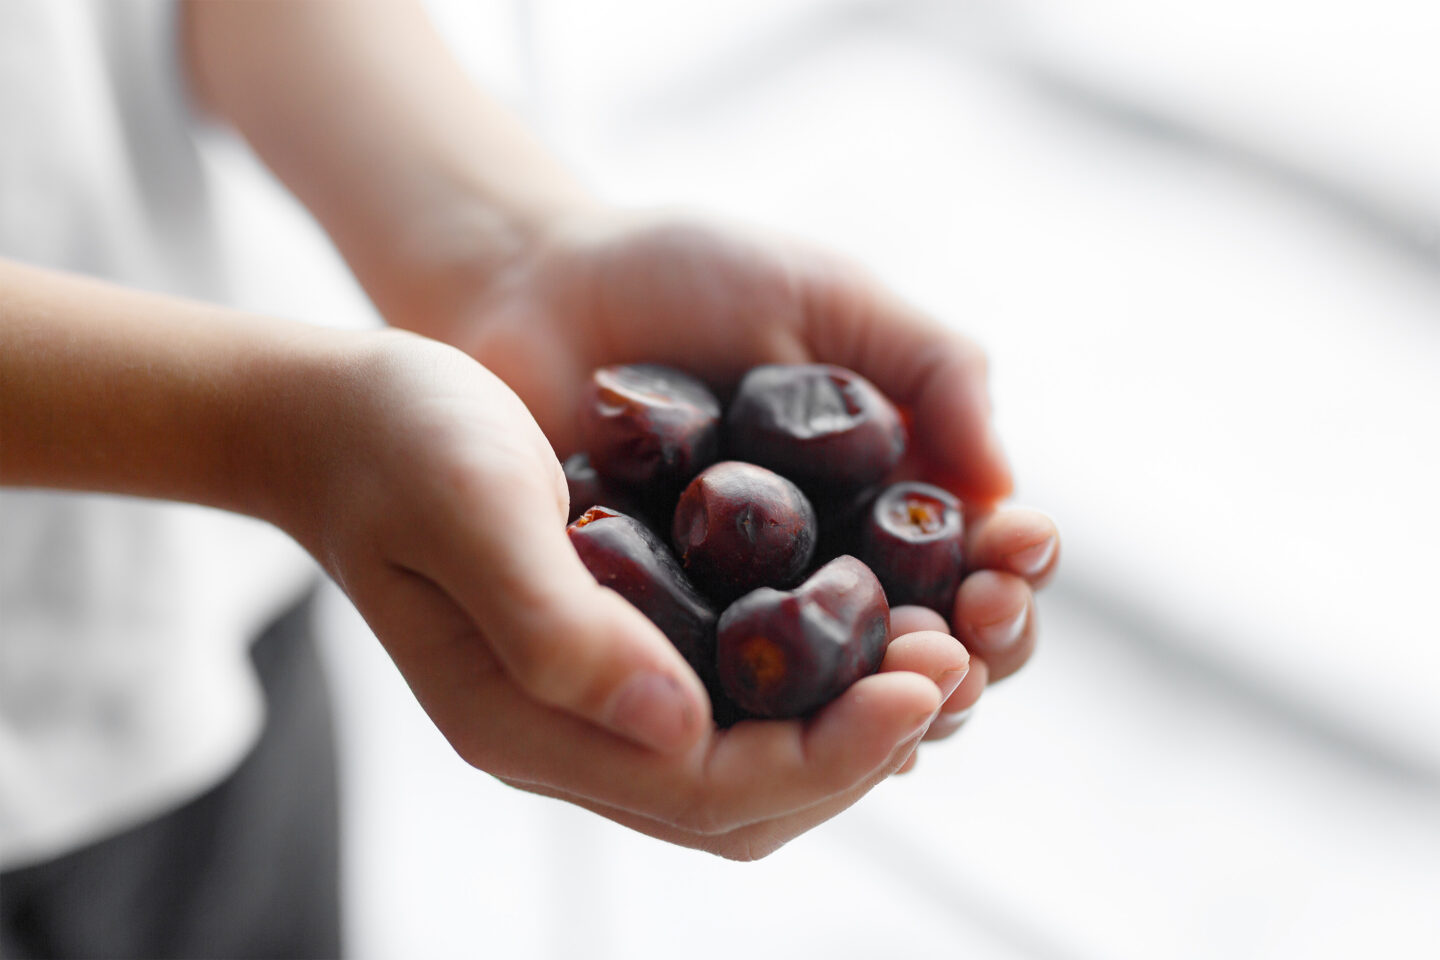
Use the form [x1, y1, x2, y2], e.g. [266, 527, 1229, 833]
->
[361, 179, 604, 344]
[234, 326, 410, 550]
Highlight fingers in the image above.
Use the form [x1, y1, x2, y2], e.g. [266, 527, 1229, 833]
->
[500, 720, 925, 860]
[953, 571, 1036, 682]
[880, 629, 969, 699]
[510, 632, 956, 834]
[925, 656, 988, 741]
[413, 455, 711, 755]
[347, 560, 682, 790]
[674, 628, 959, 835]
[878, 626, 968, 771]
[362, 552, 959, 852]
[697, 722, 924, 859]
[890, 604, 949, 637]
[692, 670, 940, 829]
[800, 270, 1012, 504]
[888, 605, 986, 749]
[902, 656, 989, 764]
[889, 506, 1049, 686]
[966, 507, 1060, 587]
[418, 643, 944, 838]
[499, 628, 963, 860]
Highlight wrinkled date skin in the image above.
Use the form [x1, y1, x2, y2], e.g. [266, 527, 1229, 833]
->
[567, 507, 717, 684]
[672, 461, 818, 604]
[581, 364, 722, 487]
[861, 482, 965, 616]
[716, 556, 890, 719]
[724, 364, 905, 495]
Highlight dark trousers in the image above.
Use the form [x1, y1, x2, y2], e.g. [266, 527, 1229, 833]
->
[0, 592, 342, 960]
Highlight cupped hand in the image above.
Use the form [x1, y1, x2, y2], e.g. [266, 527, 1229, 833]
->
[288, 330, 969, 858]
[429, 213, 1060, 736]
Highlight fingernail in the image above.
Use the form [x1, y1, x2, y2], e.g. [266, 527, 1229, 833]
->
[937, 665, 969, 701]
[606, 673, 697, 754]
[976, 602, 1029, 652]
[1010, 536, 1056, 578]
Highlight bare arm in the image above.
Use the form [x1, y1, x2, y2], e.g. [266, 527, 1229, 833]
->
[182, 0, 591, 337]
[0, 256, 335, 529]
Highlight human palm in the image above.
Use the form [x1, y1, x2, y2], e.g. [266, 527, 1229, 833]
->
[456, 218, 1004, 497]
[452, 214, 1057, 689]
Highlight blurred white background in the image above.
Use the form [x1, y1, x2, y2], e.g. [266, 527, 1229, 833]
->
[201, 1, 1440, 957]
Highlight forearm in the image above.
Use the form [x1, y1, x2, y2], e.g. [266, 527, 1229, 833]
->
[182, 0, 593, 337]
[0, 257, 344, 530]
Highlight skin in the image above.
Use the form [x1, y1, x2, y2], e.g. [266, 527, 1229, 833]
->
[3, 0, 1061, 861]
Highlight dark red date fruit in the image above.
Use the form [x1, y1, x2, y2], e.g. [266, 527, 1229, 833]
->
[724, 364, 905, 494]
[582, 364, 721, 487]
[567, 507, 717, 683]
[860, 482, 965, 616]
[672, 461, 817, 604]
[716, 556, 890, 719]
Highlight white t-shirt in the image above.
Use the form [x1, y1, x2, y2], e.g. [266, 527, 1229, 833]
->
[0, 0, 315, 869]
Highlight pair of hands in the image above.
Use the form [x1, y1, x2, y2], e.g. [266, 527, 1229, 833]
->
[301, 214, 1058, 860]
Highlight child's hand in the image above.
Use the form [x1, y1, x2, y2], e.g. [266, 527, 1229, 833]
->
[406, 215, 1060, 748]
[289, 331, 969, 858]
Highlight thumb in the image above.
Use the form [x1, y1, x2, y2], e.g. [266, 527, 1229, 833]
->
[428, 471, 711, 755]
